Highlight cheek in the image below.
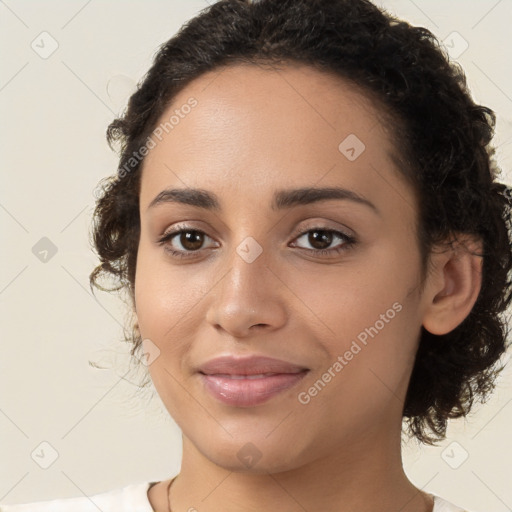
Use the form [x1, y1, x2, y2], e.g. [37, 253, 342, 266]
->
[134, 243, 209, 335]
[133, 250, 209, 392]
[133, 249, 211, 423]
[288, 248, 418, 344]
[288, 247, 422, 398]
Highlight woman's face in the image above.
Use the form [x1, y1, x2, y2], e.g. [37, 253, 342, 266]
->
[134, 63, 428, 472]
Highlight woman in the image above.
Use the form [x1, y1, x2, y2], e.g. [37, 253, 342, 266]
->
[2, 0, 511, 510]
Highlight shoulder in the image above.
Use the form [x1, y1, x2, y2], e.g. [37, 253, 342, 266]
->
[432, 493, 473, 512]
[0, 481, 155, 512]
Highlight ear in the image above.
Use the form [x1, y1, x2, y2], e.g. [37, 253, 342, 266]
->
[422, 235, 483, 335]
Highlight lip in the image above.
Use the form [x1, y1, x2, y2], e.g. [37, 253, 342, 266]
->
[198, 355, 310, 407]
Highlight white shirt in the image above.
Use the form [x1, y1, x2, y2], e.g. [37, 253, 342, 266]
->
[0, 481, 470, 511]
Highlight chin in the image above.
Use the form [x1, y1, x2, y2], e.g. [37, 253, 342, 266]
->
[208, 452, 302, 474]
[194, 433, 308, 474]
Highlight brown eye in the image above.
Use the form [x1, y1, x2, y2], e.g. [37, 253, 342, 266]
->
[291, 228, 356, 258]
[177, 230, 205, 251]
[307, 230, 334, 250]
[157, 227, 218, 260]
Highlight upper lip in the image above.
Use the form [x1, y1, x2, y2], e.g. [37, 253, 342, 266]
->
[198, 355, 309, 376]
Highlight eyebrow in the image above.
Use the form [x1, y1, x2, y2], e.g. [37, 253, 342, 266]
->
[147, 186, 379, 215]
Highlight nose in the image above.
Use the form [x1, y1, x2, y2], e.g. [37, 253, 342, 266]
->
[205, 238, 288, 339]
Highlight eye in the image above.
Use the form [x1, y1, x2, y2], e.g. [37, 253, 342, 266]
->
[157, 226, 217, 259]
[290, 227, 356, 257]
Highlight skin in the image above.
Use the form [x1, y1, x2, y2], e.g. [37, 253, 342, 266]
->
[134, 62, 482, 512]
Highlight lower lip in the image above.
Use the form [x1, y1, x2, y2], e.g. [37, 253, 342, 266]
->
[200, 371, 309, 407]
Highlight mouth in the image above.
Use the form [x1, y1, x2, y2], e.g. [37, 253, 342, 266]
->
[197, 355, 310, 407]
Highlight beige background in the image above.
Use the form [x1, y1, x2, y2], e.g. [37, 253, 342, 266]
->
[1, 0, 511, 510]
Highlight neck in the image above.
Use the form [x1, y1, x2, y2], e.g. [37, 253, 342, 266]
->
[168, 426, 433, 512]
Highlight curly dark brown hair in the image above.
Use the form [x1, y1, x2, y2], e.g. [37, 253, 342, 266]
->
[89, 0, 512, 445]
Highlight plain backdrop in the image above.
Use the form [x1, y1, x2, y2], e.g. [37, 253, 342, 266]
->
[1, 0, 511, 510]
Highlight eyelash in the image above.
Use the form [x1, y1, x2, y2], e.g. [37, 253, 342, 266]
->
[156, 225, 356, 260]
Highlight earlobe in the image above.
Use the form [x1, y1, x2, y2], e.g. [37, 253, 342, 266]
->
[422, 236, 483, 335]
[132, 310, 140, 335]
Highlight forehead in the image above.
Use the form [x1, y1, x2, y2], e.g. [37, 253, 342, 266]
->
[140, 62, 407, 212]
[154, 61, 390, 151]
